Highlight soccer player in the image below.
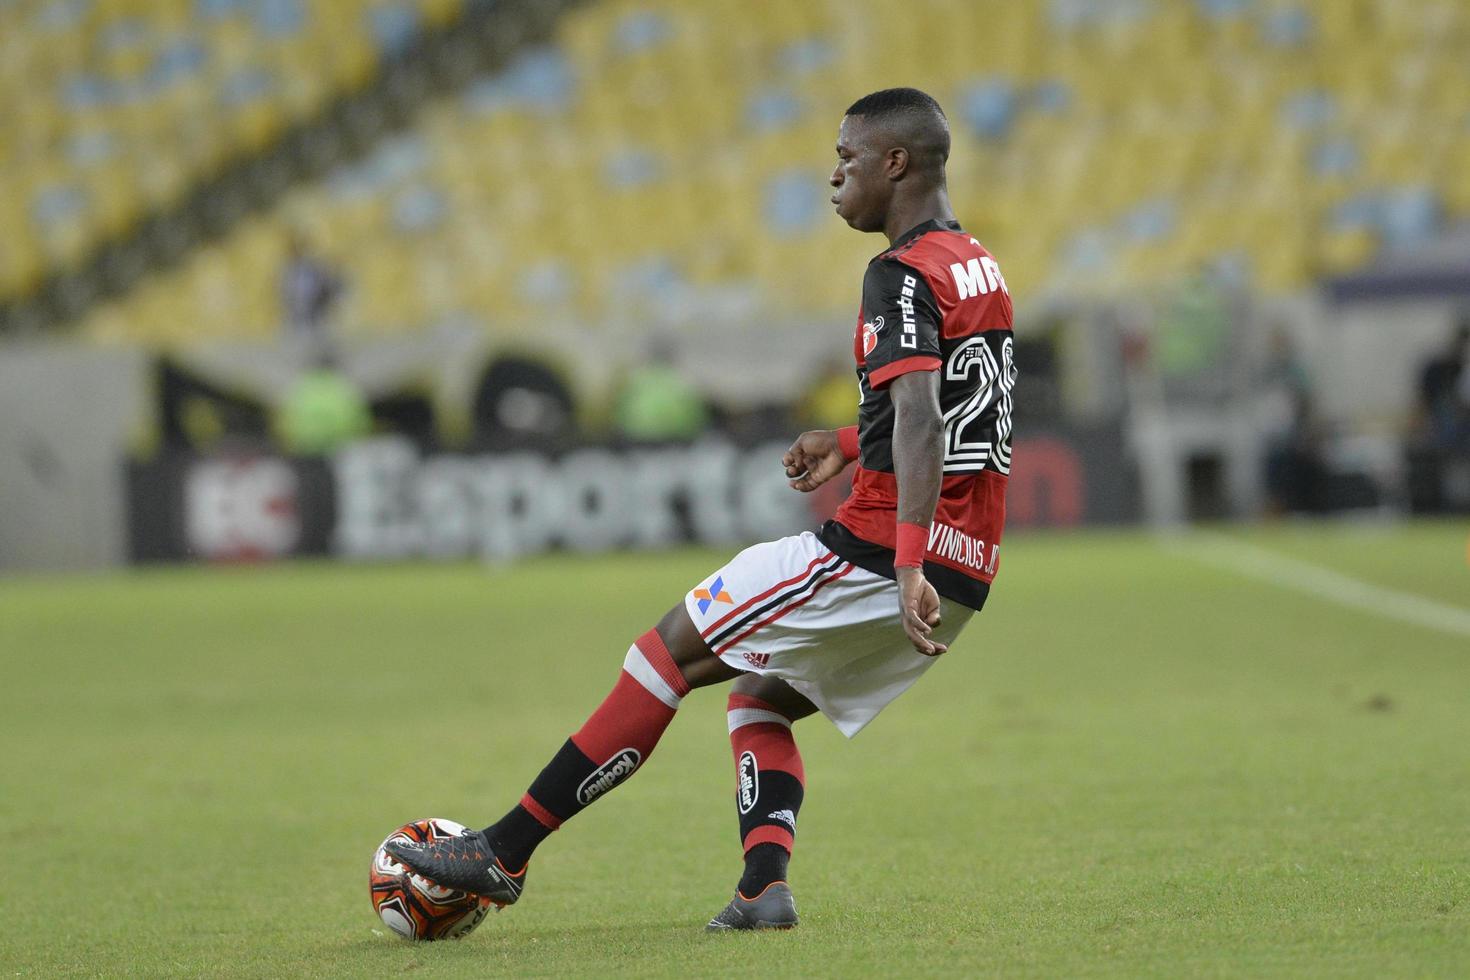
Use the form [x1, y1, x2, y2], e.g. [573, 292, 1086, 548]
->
[387, 87, 1015, 931]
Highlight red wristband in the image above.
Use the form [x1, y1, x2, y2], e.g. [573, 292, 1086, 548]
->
[894, 521, 929, 569]
[836, 425, 860, 462]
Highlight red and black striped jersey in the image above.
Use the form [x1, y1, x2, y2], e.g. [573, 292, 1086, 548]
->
[819, 219, 1015, 610]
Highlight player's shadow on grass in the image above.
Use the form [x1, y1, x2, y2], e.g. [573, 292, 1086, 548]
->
[350, 914, 799, 956]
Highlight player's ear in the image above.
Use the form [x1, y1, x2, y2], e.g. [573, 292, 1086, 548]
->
[885, 146, 910, 181]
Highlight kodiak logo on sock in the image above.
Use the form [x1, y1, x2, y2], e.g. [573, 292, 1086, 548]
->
[577, 748, 642, 805]
[737, 750, 759, 814]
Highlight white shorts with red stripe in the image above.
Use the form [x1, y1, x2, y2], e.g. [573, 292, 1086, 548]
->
[684, 531, 974, 737]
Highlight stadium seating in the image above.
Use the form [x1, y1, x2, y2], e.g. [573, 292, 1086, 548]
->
[0, 0, 463, 299]
[43, 0, 1470, 343]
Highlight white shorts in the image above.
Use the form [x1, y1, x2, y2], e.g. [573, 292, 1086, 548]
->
[684, 531, 974, 737]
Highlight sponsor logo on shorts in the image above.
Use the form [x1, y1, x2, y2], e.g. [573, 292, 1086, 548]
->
[701, 552, 849, 653]
[768, 808, 796, 830]
[692, 575, 734, 615]
[737, 751, 758, 814]
[576, 748, 641, 806]
[742, 651, 771, 669]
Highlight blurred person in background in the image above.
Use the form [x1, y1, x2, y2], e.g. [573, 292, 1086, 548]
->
[470, 355, 579, 451]
[275, 348, 371, 455]
[1259, 327, 1324, 514]
[280, 232, 344, 342]
[1416, 317, 1470, 453]
[1155, 270, 1231, 382]
[612, 336, 710, 442]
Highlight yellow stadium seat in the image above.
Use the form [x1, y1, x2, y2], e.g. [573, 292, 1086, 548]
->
[1316, 227, 1379, 277]
[36, 0, 1464, 344]
[420, 0, 463, 28]
[1, 0, 487, 311]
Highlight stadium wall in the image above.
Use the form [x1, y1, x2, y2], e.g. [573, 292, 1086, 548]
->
[123, 427, 1133, 567]
[0, 344, 150, 571]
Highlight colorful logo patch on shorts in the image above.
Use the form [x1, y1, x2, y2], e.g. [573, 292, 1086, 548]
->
[693, 576, 734, 615]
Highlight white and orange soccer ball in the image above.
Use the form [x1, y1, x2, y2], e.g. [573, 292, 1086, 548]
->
[370, 818, 493, 941]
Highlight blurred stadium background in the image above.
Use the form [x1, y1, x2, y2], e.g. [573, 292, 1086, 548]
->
[2, 0, 1470, 571]
[4, 3, 1470, 974]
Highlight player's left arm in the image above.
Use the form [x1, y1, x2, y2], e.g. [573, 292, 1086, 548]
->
[889, 370, 947, 655]
[857, 257, 947, 652]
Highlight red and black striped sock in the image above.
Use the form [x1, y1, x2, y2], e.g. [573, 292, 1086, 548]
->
[482, 629, 690, 871]
[728, 693, 805, 897]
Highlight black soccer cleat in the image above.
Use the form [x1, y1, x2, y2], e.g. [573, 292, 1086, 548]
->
[705, 881, 799, 931]
[384, 827, 527, 906]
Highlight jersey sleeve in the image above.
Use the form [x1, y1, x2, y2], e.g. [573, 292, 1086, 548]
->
[860, 258, 942, 389]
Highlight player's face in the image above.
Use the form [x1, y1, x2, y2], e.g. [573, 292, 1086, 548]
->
[830, 115, 890, 233]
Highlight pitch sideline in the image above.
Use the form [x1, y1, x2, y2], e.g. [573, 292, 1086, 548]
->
[1156, 531, 1470, 641]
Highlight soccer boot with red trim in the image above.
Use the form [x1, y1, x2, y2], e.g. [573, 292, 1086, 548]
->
[384, 827, 526, 906]
[705, 881, 798, 931]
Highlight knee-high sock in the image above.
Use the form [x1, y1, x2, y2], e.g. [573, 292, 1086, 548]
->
[728, 693, 804, 894]
[483, 629, 689, 869]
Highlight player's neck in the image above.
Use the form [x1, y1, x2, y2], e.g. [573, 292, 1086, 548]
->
[883, 189, 956, 246]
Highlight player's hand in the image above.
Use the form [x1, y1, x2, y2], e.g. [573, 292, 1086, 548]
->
[896, 566, 946, 656]
[782, 430, 851, 493]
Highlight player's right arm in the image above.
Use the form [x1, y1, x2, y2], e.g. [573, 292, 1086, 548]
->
[782, 427, 858, 492]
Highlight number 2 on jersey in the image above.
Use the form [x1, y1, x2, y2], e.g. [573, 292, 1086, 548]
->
[941, 336, 1016, 475]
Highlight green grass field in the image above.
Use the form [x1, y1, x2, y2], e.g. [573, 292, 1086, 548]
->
[4, 521, 1469, 978]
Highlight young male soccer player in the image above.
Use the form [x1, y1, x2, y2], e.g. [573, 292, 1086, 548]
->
[387, 87, 1016, 931]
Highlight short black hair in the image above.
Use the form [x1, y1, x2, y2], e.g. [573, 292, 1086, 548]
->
[846, 87, 946, 121]
[844, 87, 950, 173]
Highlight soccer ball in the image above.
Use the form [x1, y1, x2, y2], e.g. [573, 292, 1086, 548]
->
[370, 818, 493, 941]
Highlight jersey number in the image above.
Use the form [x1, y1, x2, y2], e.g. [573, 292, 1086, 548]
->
[941, 336, 1016, 475]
